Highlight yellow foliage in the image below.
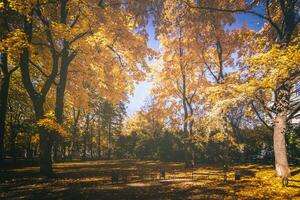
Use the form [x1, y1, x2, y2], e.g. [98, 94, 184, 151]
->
[31, 134, 39, 144]
[244, 35, 300, 90]
[0, 29, 28, 65]
[37, 112, 69, 138]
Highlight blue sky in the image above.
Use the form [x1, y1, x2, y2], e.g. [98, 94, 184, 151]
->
[126, 12, 264, 116]
[126, 18, 159, 116]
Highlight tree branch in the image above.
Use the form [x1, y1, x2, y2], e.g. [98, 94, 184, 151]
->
[251, 102, 273, 130]
[183, 1, 283, 38]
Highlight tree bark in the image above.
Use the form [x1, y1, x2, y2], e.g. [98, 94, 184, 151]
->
[82, 114, 90, 160]
[53, 1, 76, 160]
[90, 122, 94, 159]
[35, 102, 53, 177]
[274, 110, 290, 177]
[0, 53, 9, 163]
[97, 119, 102, 159]
[39, 126, 53, 176]
[107, 120, 112, 159]
[10, 124, 17, 162]
[71, 108, 80, 160]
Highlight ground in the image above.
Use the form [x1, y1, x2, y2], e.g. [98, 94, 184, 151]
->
[1, 160, 299, 200]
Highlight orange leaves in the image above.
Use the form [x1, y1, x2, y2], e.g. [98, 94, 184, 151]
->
[37, 112, 69, 138]
[0, 29, 28, 65]
[66, 2, 154, 108]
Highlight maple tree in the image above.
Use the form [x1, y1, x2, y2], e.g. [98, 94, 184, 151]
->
[0, 0, 152, 176]
[179, 0, 299, 178]
[0, 1, 26, 163]
[152, 0, 207, 165]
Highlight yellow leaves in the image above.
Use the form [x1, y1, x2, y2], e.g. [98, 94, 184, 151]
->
[0, 2, 4, 9]
[68, 5, 153, 108]
[31, 134, 40, 144]
[0, 29, 28, 65]
[243, 34, 300, 93]
[0, 29, 28, 50]
[37, 112, 69, 138]
[7, 0, 35, 15]
[211, 132, 225, 142]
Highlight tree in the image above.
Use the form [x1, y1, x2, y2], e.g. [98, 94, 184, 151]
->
[0, 1, 24, 163]
[5, 0, 153, 176]
[185, 0, 299, 178]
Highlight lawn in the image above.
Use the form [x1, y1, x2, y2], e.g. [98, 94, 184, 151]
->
[1, 160, 299, 199]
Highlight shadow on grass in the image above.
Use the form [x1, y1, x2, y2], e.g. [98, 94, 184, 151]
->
[1, 160, 299, 200]
[291, 169, 300, 176]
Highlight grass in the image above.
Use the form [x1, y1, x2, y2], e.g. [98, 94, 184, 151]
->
[1, 160, 299, 199]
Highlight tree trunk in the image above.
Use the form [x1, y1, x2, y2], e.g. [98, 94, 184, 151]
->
[39, 126, 53, 177]
[107, 121, 112, 159]
[53, 137, 59, 162]
[97, 124, 101, 159]
[26, 135, 32, 160]
[90, 123, 94, 159]
[82, 114, 90, 160]
[53, 45, 70, 162]
[0, 53, 9, 163]
[10, 125, 17, 162]
[20, 14, 59, 177]
[274, 111, 290, 178]
[54, 0, 76, 160]
[82, 135, 87, 160]
[35, 103, 53, 177]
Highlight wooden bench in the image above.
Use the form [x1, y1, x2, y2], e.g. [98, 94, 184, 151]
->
[192, 171, 227, 181]
[168, 168, 190, 179]
[111, 169, 131, 184]
[139, 168, 159, 181]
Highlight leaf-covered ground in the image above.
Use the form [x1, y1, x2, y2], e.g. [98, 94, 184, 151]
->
[1, 160, 299, 199]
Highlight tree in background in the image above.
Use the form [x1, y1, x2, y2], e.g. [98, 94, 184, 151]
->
[184, 0, 299, 179]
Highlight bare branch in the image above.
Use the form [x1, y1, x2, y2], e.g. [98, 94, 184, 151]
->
[251, 102, 273, 130]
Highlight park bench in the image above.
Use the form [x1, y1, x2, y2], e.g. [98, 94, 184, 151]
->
[138, 168, 159, 181]
[111, 168, 161, 184]
[192, 169, 242, 182]
[159, 167, 166, 179]
[168, 167, 190, 180]
[111, 169, 131, 183]
[192, 171, 227, 181]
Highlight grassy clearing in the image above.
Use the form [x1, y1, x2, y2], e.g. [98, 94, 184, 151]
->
[0, 160, 299, 199]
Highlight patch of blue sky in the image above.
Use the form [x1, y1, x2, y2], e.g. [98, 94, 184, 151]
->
[126, 17, 159, 116]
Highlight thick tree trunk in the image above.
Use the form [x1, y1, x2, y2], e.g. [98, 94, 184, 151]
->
[0, 53, 9, 163]
[39, 127, 53, 177]
[274, 111, 290, 178]
[35, 104, 53, 177]
[20, 15, 53, 177]
[273, 82, 291, 178]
